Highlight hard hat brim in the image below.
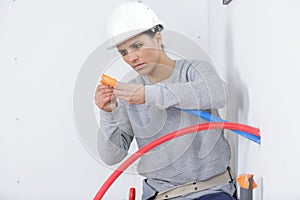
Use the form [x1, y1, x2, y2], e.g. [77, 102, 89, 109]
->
[106, 24, 164, 50]
[106, 28, 148, 50]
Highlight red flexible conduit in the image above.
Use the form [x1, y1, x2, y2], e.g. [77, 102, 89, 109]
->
[94, 122, 260, 200]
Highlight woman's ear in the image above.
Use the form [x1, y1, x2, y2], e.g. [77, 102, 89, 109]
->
[154, 32, 163, 47]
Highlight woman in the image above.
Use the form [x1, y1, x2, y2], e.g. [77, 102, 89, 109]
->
[94, 2, 235, 200]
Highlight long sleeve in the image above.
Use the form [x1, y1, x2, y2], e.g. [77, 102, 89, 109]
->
[97, 100, 134, 165]
[145, 60, 229, 109]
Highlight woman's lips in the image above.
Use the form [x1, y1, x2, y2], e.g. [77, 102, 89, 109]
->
[133, 63, 145, 70]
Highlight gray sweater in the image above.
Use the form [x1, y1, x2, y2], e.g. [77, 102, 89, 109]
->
[98, 60, 235, 199]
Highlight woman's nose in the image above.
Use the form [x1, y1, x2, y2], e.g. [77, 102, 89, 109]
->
[128, 52, 138, 62]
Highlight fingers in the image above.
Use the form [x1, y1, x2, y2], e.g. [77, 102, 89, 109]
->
[113, 83, 145, 104]
[96, 84, 114, 94]
[98, 95, 114, 108]
[95, 83, 145, 105]
[94, 84, 116, 110]
[113, 89, 129, 98]
[113, 84, 133, 101]
[95, 84, 114, 98]
[114, 83, 125, 90]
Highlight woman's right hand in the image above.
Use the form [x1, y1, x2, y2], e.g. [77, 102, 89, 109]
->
[94, 84, 117, 112]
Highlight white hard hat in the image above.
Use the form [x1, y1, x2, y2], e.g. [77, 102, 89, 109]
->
[106, 1, 165, 50]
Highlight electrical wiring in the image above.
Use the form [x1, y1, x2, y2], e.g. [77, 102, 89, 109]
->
[178, 109, 261, 144]
[94, 122, 260, 200]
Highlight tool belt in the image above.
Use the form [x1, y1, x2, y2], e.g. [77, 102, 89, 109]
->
[154, 169, 233, 200]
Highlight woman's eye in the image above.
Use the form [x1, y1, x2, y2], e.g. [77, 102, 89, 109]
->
[133, 43, 143, 49]
[119, 50, 128, 56]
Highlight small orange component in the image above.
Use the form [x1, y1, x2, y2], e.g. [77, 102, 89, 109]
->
[100, 74, 117, 87]
[237, 174, 257, 189]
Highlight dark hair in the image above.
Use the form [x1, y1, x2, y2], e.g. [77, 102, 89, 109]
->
[143, 25, 163, 37]
[143, 25, 165, 49]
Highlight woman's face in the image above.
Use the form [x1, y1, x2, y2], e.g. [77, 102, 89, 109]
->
[117, 32, 163, 76]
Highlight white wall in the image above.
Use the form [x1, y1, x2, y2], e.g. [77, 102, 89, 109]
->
[208, 0, 300, 199]
[0, 0, 209, 199]
[0, 0, 138, 199]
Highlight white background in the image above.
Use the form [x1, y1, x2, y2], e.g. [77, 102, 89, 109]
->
[1, 0, 300, 199]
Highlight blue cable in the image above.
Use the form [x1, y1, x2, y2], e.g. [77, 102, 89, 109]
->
[177, 108, 261, 144]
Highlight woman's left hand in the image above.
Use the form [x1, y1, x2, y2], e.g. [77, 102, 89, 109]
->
[113, 83, 145, 104]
